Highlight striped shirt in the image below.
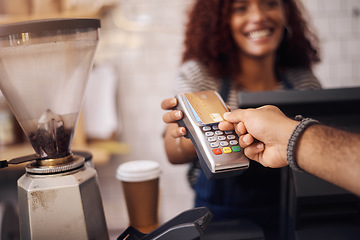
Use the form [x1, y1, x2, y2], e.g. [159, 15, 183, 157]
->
[173, 60, 322, 110]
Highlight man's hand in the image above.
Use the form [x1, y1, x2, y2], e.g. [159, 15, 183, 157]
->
[219, 105, 298, 168]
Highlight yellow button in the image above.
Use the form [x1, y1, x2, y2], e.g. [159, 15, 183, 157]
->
[223, 147, 232, 154]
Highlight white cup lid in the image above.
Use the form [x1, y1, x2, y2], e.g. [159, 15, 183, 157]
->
[116, 160, 161, 182]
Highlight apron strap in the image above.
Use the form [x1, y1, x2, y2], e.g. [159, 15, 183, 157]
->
[219, 76, 231, 102]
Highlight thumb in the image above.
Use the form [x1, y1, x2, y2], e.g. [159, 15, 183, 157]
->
[223, 109, 247, 124]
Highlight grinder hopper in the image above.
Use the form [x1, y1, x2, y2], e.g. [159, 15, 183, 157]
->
[0, 18, 99, 160]
[0, 19, 109, 240]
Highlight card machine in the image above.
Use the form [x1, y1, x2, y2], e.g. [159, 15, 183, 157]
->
[174, 90, 249, 179]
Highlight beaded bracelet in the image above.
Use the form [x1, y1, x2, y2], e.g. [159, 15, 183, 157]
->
[286, 115, 319, 172]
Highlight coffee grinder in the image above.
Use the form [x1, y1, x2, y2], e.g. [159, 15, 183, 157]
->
[0, 19, 109, 239]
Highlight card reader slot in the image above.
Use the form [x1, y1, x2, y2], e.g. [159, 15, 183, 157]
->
[215, 166, 249, 173]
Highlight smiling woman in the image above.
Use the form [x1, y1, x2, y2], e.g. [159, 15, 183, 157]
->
[230, 0, 286, 58]
[180, 0, 320, 79]
[160, 0, 322, 239]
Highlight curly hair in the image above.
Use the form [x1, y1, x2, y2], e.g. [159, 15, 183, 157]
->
[182, 0, 321, 78]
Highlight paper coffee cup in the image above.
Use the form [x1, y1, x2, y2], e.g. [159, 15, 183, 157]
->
[116, 160, 161, 232]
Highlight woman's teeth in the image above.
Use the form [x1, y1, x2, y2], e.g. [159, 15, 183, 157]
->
[247, 29, 271, 39]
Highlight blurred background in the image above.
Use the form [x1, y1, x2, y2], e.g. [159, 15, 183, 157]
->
[0, 0, 360, 238]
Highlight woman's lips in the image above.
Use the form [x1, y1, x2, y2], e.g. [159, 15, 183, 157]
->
[246, 28, 273, 40]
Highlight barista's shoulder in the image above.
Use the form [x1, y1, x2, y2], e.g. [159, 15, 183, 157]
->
[176, 60, 219, 92]
[285, 67, 322, 90]
[179, 60, 208, 76]
[178, 60, 215, 84]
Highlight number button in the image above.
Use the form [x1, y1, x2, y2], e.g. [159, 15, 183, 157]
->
[203, 126, 211, 131]
[205, 131, 214, 137]
[215, 130, 224, 135]
[227, 135, 236, 140]
[218, 136, 226, 141]
[208, 136, 216, 142]
[220, 141, 229, 147]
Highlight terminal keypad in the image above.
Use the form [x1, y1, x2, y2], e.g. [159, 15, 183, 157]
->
[202, 124, 241, 155]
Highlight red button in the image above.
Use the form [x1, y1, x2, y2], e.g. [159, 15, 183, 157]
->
[212, 148, 222, 155]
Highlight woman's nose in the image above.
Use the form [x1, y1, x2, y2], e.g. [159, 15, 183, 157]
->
[248, 5, 266, 22]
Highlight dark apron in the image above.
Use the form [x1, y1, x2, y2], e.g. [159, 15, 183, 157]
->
[193, 74, 293, 230]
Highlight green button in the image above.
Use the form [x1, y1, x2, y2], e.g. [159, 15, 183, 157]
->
[232, 145, 241, 152]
